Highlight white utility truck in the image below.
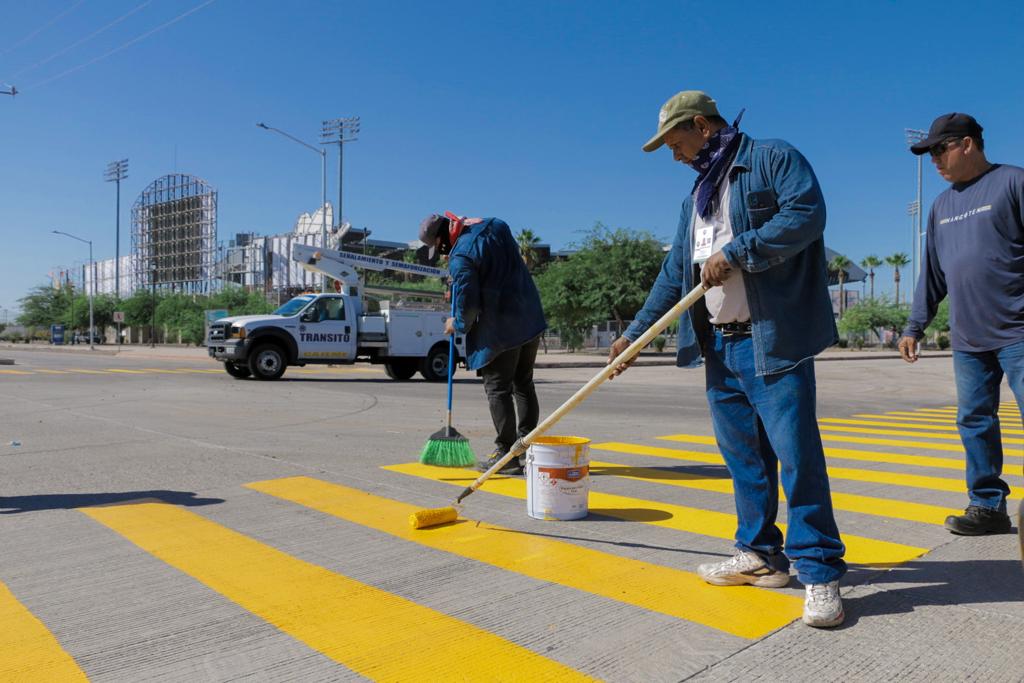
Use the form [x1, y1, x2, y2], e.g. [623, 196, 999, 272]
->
[207, 244, 464, 381]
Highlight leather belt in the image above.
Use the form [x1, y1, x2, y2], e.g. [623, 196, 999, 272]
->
[712, 321, 752, 335]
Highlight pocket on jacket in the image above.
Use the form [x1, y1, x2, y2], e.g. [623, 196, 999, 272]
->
[746, 189, 779, 229]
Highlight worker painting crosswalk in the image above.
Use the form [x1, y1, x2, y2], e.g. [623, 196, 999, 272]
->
[1, 404, 1021, 679]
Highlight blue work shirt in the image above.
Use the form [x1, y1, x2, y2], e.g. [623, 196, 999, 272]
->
[904, 164, 1024, 352]
[448, 218, 547, 370]
[623, 134, 837, 376]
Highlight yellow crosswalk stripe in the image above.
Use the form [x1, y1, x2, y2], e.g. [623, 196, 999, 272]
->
[140, 368, 192, 374]
[588, 461, 960, 525]
[0, 580, 88, 681]
[382, 463, 927, 566]
[818, 424, 1024, 445]
[103, 368, 149, 374]
[611, 441, 1023, 500]
[0, 369, 34, 375]
[880, 411, 1023, 427]
[62, 369, 109, 374]
[661, 431, 1024, 458]
[81, 501, 592, 681]
[247, 476, 802, 639]
[34, 369, 72, 374]
[175, 368, 223, 374]
[823, 417, 1024, 436]
[851, 414, 1024, 432]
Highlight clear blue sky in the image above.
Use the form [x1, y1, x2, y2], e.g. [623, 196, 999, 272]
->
[2, 0, 1022, 317]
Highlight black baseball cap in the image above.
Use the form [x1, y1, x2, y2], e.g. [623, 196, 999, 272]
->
[910, 113, 984, 155]
[418, 213, 449, 258]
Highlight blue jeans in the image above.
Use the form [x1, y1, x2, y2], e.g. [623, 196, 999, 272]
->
[705, 330, 847, 584]
[952, 339, 1024, 513]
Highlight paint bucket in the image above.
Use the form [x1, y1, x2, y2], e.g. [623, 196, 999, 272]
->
[526, 436, 590, 521]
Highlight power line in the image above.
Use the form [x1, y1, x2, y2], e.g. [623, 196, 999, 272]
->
[23, 0, 218, 92]
[9, 0, 156, 81]
[0, 0, 87, 58]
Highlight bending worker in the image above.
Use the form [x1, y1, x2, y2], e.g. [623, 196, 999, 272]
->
[608, 90, 847, 628]
[419, 212, 547, 475]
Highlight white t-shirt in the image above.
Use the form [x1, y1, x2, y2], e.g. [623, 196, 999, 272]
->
[692, 181, 750, 324]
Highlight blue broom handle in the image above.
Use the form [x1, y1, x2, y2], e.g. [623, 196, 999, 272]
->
[445, 283, 456, 427]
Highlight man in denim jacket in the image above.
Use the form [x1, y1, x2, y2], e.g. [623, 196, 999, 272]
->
[608, 91, 846, 628]
[420, 213, 547, 474]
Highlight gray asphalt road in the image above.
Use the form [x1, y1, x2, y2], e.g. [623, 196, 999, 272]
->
[1, 347, 1021, 681]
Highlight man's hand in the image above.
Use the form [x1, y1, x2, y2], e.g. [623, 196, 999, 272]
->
[444, 317, 456, 336]
[702, 250, 732, 287]
[607, 336, 635, 379]
[898, 335, 920, 363]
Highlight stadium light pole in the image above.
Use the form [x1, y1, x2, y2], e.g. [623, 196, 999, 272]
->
[105, 158, 129, 345]
[321, 116, 360, 241]
[905, 128, 927, 286]
[52, 230, 94, 350]
[257, 122, 328, 292]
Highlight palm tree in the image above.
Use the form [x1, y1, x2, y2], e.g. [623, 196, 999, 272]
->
[860, 255, 883, 300]
[516, 228, 542, 271]
[828, 254, 852, 318]
[886, 252, 911, 305]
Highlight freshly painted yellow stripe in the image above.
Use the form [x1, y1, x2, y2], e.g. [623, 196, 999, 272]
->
[103, 368, 149, 374]
[662, 431, 1017, 456]
[654, 437, 971, 471]
[34, 369, 72, 374]
[382, 463, 927, 566]
[607, 441, 1023, 500]
[81, 502, 591, 681]
[140, 368, 192, 374]
[0, 369, 33, 375]
[247, 476, 802, 639]
[819, 424, 1024, 445]
[881, 411, 1024, 427]
[63, 369, 109, 375]
[824, 417, 1024, 435]
[588, 461, 959, 525]
[0, 580, 88, 681]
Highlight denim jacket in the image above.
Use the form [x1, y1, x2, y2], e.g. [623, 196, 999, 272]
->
[623, 134, 837, 376]
[448, 218, 547, 370]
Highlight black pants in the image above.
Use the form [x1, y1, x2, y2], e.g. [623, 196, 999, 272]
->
[478, 336, 541, 460]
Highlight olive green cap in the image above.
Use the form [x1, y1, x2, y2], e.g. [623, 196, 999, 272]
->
[642, 90, 720, 152]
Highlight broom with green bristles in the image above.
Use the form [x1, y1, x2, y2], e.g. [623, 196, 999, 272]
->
[419, 284, 476, 467]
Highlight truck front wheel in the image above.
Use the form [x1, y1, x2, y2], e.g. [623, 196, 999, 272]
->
[384, 358, 418, 380]
[224, 361, 251, 379]
[249, 343, 287, 380]
[420, 344, 451, 382]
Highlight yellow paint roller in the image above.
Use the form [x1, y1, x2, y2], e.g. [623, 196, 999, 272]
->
[410, 283, 708, 529]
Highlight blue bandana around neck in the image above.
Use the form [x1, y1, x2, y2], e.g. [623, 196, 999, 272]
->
[691, 109, 745, 219]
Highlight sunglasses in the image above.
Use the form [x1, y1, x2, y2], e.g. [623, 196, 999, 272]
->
[928, 138, 963, 158]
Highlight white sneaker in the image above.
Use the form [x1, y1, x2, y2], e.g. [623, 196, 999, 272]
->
[697, 550, 790, 588]
[803, 580, 844, 628]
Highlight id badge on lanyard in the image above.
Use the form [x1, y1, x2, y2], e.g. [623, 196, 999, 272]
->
[692, 202, 714, 264]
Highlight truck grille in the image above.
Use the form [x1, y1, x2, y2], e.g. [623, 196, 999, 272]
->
[208, 323, 227, 343]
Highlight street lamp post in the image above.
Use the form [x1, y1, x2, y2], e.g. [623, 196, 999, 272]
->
[151, 267, 157, 349]
[257, 122, 329, 292]
[321, 116, 360, 241]
[52, 230, 94, 350]
[905, 128, 927, 286]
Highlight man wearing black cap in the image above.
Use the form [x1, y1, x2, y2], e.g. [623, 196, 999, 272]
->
[419, 213, 547, 474]
[899, 113, 1024, 536]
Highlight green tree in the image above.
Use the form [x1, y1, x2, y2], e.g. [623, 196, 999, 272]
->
[122, 289, 162, 329]
[156, 294, 204, 345]
[17, 284, 67, 327]
[516, 228, 542, 271]
[535, 223, 665, 349]
[860, 255, 883, 300]
[828, 254, 852, 318]
[837, 297, 909, 345]
[924, 298, 950, 337]
[886, 252, 911, 306]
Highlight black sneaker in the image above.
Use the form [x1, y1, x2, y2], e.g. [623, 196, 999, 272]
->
[476, 450, 523, 475]
[944, 505, 1012, 535]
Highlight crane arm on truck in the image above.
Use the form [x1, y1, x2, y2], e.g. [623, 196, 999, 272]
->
[292, 243, 448, 297]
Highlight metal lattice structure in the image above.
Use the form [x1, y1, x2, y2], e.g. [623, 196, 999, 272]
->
[131, 174, 218, 293]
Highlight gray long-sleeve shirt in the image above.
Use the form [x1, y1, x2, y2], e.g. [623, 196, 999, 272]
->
[904, 163, 1024, 352]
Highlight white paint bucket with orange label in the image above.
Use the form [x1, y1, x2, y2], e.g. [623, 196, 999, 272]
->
[525, 436, 590, 521]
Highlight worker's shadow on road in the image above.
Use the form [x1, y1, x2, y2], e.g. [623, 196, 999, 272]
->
[838, 554, 1024, 628]
[590, 464, 730, 482]
[0, 491, 225, 514]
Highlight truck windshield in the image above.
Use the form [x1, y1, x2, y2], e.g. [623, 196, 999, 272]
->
[273, 295, 317, 316]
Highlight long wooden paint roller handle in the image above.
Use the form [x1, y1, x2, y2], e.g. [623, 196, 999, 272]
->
[454, 283, 708, 505]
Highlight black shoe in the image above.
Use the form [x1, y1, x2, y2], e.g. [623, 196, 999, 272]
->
[944, 505, 1012, 535]
[476, 450, 523, 475]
